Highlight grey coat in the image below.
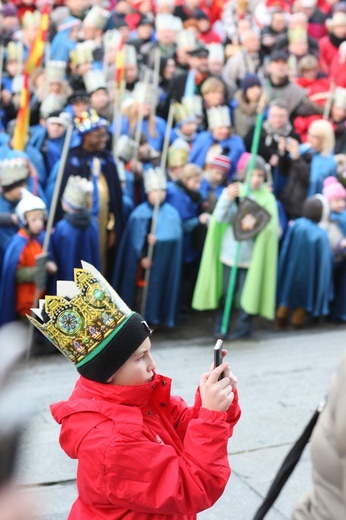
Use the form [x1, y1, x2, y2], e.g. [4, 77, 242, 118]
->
[291, 352, 346, 520]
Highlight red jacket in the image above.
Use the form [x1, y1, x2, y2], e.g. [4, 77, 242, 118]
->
[51, 373, 241, 520]
[319, 35, 340, 74]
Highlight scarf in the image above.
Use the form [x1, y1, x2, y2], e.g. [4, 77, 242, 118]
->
[65, 211, 92, 230]
[235, 91, 258, 116]
[262, 119, 293, 147]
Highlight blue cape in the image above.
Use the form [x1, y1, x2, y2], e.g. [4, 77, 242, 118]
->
[277, 217, 333, 316]
[0, 232, 44, 326]
[50, 217, 101, 281]
[112, 201, 183, 327]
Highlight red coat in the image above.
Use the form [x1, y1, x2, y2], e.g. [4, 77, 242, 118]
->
[319, 35, 340, 74]
[51, 373, 241, 520]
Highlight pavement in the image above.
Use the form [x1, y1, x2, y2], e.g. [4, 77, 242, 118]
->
[6, 314, 346, 520]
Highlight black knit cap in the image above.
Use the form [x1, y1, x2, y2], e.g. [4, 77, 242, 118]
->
[77, 313, 152, 383]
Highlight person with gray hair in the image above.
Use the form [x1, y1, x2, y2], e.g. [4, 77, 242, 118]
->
[222, 28, 265, 96]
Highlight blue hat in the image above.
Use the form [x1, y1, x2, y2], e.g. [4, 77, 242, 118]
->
[241, 74, 262, 92]
[74, 109, 109, 135]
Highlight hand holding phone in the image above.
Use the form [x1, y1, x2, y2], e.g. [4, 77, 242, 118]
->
[214, 339, 224, 380]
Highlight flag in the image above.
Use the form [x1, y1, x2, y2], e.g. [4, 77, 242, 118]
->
[24, 3, 50, 75]
[115, 37, 125, 86]
[12, 72, 30, 151]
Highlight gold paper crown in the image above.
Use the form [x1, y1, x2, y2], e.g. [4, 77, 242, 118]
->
[168, 140, 189, 168]
[6, 42, 23, 63]
[27, 262, 133, 367]
[70, 41, 95, 66]
[22, 10, 41, 29]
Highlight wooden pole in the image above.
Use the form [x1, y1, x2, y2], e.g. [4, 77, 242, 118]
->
[139, 102, 175, 317]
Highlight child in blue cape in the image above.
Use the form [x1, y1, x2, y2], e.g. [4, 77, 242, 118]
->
[50, 175, 101, 281]
[113, 168, 183, 328]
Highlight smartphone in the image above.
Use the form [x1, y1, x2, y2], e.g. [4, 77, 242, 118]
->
[214, 339, 224, 380]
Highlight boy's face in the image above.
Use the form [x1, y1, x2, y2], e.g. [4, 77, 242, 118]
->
[184, 175, 201, 192]
[329, 197, 346, 213]
[208, 167, 226, 186]
[107, 337, 156, 386]
[250, 169, 265, 190]
[25, 209, 45, 235]
[147, 189, 166, 206]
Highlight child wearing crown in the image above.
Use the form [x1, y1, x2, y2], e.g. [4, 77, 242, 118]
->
[50, 176, 101, 281]
[28, 261, 240, 519]
[0, 194, 57, 326]
[112, 167, 183, 328]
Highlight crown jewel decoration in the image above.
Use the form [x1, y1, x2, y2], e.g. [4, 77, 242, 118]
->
[27, 262, 132, 366]
[74, 109, 109, 135]
[62, 175, 93, 210]
[0, 157, 29, 188]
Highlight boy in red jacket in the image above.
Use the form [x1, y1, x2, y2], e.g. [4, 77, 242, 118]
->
[28, 261, 241, 520]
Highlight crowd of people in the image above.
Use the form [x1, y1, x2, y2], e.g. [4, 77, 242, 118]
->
[0, 2, 346, 519]
[0, 0, 346, 339]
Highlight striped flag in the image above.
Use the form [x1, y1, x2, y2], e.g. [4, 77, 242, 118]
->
[12, 72, 31, 151]
[115, 37, 125, 86]
[24, 3, 50, 75]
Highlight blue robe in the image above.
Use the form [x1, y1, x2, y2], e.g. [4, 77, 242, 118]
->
[298, 144, 337, 196]
[277, 217, 333, 316]
[165, 181, 202, 264]
[0, 196, 19, 253]
[119, 116, 167, 152]
[331, 210, 346, 235]
[0, 231, 44, 326]
[188, 131, 246, 180]
[29, 126, 66, 184]
[50, 17, 79, 62]
[112, 201, 183, 327]
[50, 216, 101, 281]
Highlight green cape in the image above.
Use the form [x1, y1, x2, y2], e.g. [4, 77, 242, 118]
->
[192, 186, 278, 320]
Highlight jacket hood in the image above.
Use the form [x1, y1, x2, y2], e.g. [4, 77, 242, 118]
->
[50, 373, 170, 459]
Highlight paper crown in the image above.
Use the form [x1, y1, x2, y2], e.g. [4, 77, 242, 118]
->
[176, 29, 197, 50]
[40, 94, 66, 118]
[6, 42, 23, 63]
[173, 102, 196, 125]
[46, 61, 66, 83]
[168, 139, 189, 168]
[102, 29, 122, 51]
[133, 82, 158, 105]
[83, 5, 109, 30]
[70, 41, 95, 66]
[155, 13, 181, 31]
[84, 70, 107, 94]
[0, 157, 29, 189]
[116, 135, 138, 163]
[207, 43, 225, 62]
[333, 87, 346, 109]
[125, 44, 137, 67]
[27, 262, 133, 367]
[11, 75, 24, 94]
[28, 262, 153, 382]
[74, 108, 109, 135]
[181, 95, 203, 117]
[207, 106, 231, 129]
[288, 27, 308, 44]
[144, 167, 167, 193]
[62, 175, 93, 210]
[22, 10, 40, 29]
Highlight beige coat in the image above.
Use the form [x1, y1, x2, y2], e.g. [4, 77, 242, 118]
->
[291, 352, 346, 520]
